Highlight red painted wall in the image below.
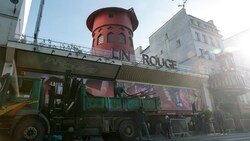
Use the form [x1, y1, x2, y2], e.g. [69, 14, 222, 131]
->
[87, 7, 138, 58]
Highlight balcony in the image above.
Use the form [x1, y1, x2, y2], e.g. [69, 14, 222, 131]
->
[209, 69, 250, 95]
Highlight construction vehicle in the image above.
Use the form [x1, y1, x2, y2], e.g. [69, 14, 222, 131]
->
[0, 70, 160, 141]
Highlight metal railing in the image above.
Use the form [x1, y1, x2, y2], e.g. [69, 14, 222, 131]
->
[170, 118, 190, 137]
[10, 34, 210, 75]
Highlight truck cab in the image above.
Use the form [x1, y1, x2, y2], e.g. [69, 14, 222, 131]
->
[0, 73, 48, 141]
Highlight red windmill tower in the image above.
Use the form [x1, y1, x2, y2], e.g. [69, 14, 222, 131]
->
[87, 7, 138, 61]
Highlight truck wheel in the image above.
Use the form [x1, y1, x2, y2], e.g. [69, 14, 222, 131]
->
[62, 133, 74, 141]
[102, 133, 112, 141]
[102, 133, 120, 141]
[118, 120, 138, 141]
[13, 119, 45, 141]
[81, 135, 90, 141]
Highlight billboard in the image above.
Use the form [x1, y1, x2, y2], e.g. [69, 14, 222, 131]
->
[85, 79, 114, 97]
[117, 81, 203, 111]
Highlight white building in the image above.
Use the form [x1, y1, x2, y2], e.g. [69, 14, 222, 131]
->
[137, 8, 223, 75]
[0, 0, 31, 45]
[223, 29, 250, 70]
[135, 8, 227, 112]
[223, 29, 250, 114]
[0, 0, 32, 75]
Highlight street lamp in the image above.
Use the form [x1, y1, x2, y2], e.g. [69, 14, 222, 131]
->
[10, 0, 19, 14]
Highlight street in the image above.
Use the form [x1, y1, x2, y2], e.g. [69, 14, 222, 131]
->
[149, 133, 250, 141]
[166, 133, 250, 141]
[71, 133, 250, 141]
[1, 133, 250, 141]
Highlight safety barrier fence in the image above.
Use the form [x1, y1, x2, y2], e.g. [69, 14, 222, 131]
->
[170, 118, 190, 138]
[223, 118, 235, 133]
[155, 118, 250, 138]
[213, 118, 247, 133]
[212, 118, 235, 133]
[240, 119, 250, 131]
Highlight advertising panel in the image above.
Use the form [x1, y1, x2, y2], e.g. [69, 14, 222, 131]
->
[85, 79, 114, 97]
[117, 81, 202, 111]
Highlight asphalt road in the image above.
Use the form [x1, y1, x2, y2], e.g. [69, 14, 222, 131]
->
[1, 133, 250, 141]
[153, 133, 250, 141]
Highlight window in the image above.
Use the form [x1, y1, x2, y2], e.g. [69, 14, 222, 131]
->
[128, 31, 132, 35]
[176, 39, 181, 48]
[0, 73, 9, 94]
[209, 37, 215, 46]
[197, 21, 201, 27]
[191, 19, 195, 24]
[97, 34, 104, 45]
[119, 33, 126, 44]
[199, 48, 205, 58]
[108, 13, 113, 18]
[55, 82, 63, 95]
[119, 27, 125, 31]
[195, 32, 201, 41]
[107, 26, 112, 30]
[216, 40, 221, 48]
[18, 79, 33, 98]
[107, 32, 114, 43]
[202, 34, 208, 44]
[165, 33, 169, 40]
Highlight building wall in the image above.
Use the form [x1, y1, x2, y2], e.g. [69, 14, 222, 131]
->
[87, 7, 138, 58]
[148, 9, 223, 74]
[149, 9, 195, 65]
[143, 8, 226, 112]
[15, 0, 32, 37]
[0, 0, 31, 76]
[0, 0, 30, 46]
[189, 16, 223, 73]
[223, 29, 250, 69]
[223, 29, 250, 115]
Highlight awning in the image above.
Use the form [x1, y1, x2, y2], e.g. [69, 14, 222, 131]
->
[117, 63, 208, 89]
[15, 50, 121, 80]
[13, 45, 207, 89]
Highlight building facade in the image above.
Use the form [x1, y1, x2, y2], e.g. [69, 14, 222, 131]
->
[141, 8, 223, 74]
[223, 29, 250, 115]
[135, 8, 250, 131]
[0, 0, 31, 75]
[136, 8, 225, 112]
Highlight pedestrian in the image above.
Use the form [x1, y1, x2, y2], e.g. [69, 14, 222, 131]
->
[214, 105, 225, 134]
[161, 115, 171, 139]
[137, 107, 152, 141]
[201, 113, 207, 134]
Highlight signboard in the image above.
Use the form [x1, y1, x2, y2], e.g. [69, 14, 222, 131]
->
[110, 48, 177, 69]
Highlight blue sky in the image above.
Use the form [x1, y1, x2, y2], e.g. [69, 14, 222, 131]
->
[25, 0, 250, 49]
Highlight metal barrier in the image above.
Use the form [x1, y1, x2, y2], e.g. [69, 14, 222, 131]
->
[213, 118, 236, 133]
[170, 118, 190, 138]
[240, 119, 250, 131]
[224, 118, 235, 133]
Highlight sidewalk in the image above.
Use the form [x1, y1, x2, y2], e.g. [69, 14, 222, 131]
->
[144, 131, 242, 141]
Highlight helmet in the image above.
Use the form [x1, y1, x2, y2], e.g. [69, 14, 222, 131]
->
[165, 115, 169, 119]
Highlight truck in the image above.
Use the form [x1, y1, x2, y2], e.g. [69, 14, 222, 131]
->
[116, 80, 204, 136]
[0, 71, 160, 141]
